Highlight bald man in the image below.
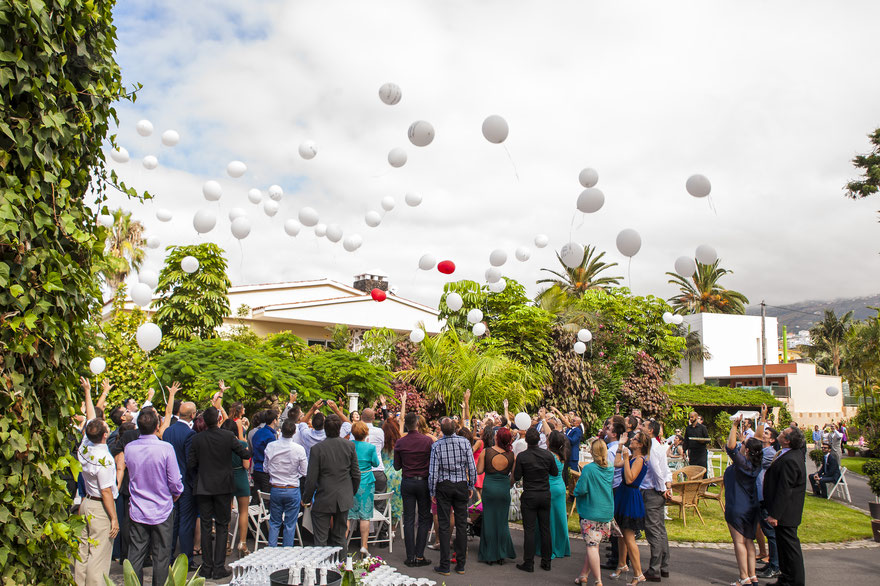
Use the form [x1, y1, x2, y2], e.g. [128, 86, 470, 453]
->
[360, 408, 387, 492]
[163, 401, 197, 562]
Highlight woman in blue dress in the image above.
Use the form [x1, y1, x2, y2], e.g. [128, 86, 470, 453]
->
[613, 431, 650, 585]
[536, 430, 571, 560]
[724, 415, 764, 586]
[349, 421, 380, 555]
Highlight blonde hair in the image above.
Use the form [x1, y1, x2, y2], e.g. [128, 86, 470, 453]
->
[351, 421, 369, 441]
[590, 438, 608, 467]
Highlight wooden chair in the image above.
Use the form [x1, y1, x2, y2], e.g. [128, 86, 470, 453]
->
[567, 469, 582, 517]
[697, 476, 725, 513]
[676, 465, 707, 482]
[665, 480, 705, 526]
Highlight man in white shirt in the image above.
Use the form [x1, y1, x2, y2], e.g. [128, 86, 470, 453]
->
[639, 421, 673, 582]
[264, 418, 309, 547]
[743, 419, 756, 440]
[75, 418, 119, 586]
[124, 388, 154, 426]
[512, 428, 528, 457]
[361, 408, 387, 491]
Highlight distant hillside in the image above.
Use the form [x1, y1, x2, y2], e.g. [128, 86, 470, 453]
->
[746, 295, 880, 333]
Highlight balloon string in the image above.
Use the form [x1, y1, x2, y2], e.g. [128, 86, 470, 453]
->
[502, 145, 520, 181]
[707, 195, 718, 215]
[569, 213, 577, 243]
[147, 362, 167, 404]
[627, 257, 633, 290]
[238, 239, 244, 282]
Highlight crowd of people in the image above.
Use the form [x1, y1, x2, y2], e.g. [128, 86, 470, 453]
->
[69, 377, 810, 586]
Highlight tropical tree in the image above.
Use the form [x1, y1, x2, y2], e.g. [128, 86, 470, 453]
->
[101, 208, 145, 293]
[537, 244, 621, 295]
[845, 126, 880, 200]
[666, 260, 749, 315]
[681, 327, 711, 384]
[94, 284, 151, 409]
[152, 243, 231, 350]
[807, 309, 853, 376]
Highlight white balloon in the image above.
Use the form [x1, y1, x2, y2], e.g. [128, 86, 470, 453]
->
[135, 322, 162, 353]
[574, 341, 587, 354]
[89, 357, 106, 375]
[299, 207, 319, 227]
[825, 386, 839, 397]
[408, 120, 435, 147]
[193, 208, 217, 234]
[577, 329, 592, 343]
[418, 254, 436, 271]
[481, 115, 509, 144]
[314, 223, 327, 237]
[247, 188, 263, 204]
[263, 200, 279, 217]
[161, 129, 180, 147]
[695, 244, 718, 265]
[142, 155, 158, 170]
[97, 214, 114, 228]
[231, 216, 251, 239]
[514, 412, 532, 431]
[576, 188, 605, 213]
[284, 219, 302, 236]
[615, 229, 642, 257]
[298, 141, 317, 160]
[489, 249, 508, 267]
[686, 174, 711, 198]
[325, 224, 343, 243]
[146, 236, 160, 249]
[110, 147, 129, 163]
[674, 256, 697, 278]
[202, 180, 222, 201]
[560, 242, 584, 268]
[365, 211, 382, 227]
[228, 207, 246, 222]
[343, 234, 363, 252]
[489, 278, 507, 293]
[156, 208, 173, 222]
[181, 256, 199, 273]
[130, 282, 153, 307]
[445, 292, 463, 312]
[379, 82, 402, 105]
[405, 192, 423, 207]
[579, 168, 599, 188]
[467, 308, 484, 324]
[662, 312, 674, 324]
[136, 119, 153, 137]
[388, 148, 407, 168]
[534, 234, 549, 248]
[381, 196, 396, 211]
[138, 269, 158, 289]
[515, 246, 532, 262]
[227, 160, 247, 178]
[409, 328, 425, 343]
[268, 185, 283, 200]
[485, 267, 502, 283]
[672, 314, 684, 325]
[472, 322, 487, 336]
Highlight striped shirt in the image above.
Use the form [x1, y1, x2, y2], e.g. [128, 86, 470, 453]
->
[428, 433, 477, 496]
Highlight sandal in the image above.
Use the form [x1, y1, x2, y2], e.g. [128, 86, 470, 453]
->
[237, 542, 250, 556]
[750, 576, 758, 584]
[574, 575, 589, 584]
[629, 576, 646, 585]
[730, 579, 751, 586]
[610, 565, 629, 579]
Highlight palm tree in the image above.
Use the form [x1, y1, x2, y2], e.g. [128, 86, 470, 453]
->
[102, 208, 145, 293]
[538, 244, 621, 295]
[680, 327, 711, 384]
[534, 284, 594, 333]
[808, 309, 853, 376]
[666, 259, 749, 315]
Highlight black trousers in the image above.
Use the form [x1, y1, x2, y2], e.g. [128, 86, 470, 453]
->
[311, 509, 349, 548]
[776, 524, 805, 586]
[197, 494, 232, 574]
[436, 480, 469, 571]
[401, 477, 431, 561]
[520, 490, 551, 568]
[809, 473, 835, 498]
[252, 470, 271, 493]
[608, 486, 619, 563]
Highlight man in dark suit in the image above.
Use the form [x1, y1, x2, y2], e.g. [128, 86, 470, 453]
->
[301, 414, 360, 548]
[162, 400, 196, 563]
[762, 426, 806, 586]
[513, 427, 558, 573]
[809, 442, 841, 498]
[188, 406, 251, 580]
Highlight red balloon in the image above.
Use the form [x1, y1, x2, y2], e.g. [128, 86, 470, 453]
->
[437, 260, 456, 274]
[371, 288, 387, 302]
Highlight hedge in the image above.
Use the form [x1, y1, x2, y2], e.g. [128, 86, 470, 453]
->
[666, 384, 782, 408]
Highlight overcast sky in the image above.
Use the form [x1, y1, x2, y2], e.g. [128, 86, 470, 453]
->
[102, 0, 880, 310]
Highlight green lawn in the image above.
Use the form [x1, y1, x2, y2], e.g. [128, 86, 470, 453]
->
[840, 456, 879, 477]
[566, 492, 872, 543]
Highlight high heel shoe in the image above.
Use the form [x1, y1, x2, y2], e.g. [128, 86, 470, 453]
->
[574, 575, 588, 584]
[629, 576, 646, 585]
[237, 542, 249, 556]
[610, 565, 629, 579]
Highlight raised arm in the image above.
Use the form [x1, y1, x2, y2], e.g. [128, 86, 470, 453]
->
[551, 406, 571, 428]
[756, 404, 768, 438]
[279, 390, 298, 426]
[462, 389, 471, 428]
[378, 394, 389, 421]
[398, 391, 407, 436]
[97, 379, 112, 411]
[303, 399, 322, 424]
[326, 400, 350, 424]
[80, 377, 96, 422]
[158, 382, 180, 438]
[728, 415, 742, 451]
[503, 398, 510, 425]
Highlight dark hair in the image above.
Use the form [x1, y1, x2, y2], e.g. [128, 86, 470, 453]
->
[203, 406, 220, 428]
[495, 427, 513, 451]
[312, 412, 325, 431]
[548, 430, 568, 462]
[457, 426, 474, 445]
[125, 397, 135, 408]
[286, 405, 302, 424]
[525, 427, 540, 446]
[765, 426, 779, 442]
[440, 417, 455, 436]
[744, 438, 764, 469]
[193, 415, 206, 433]
[481, 425, 495, 449]
[404, 412, 419, 433]
[119, 421, 136, 434]
[499, 416, 508, 428]
[85, 418, 107, 444]
[383, 417, 401, 452]
[109, 406, 126, 428]
[787, 427, 806, 449]
[609, 416, 626, 439]
[94, 406, 104, 421]
[172, 399, 181, 416]
[281, 417, 297, 438]
[324, 414, 342, 438]
[221, 419, 238, 434]
[648, 421, 662, 439]
[251, 410, 266, 427]
[625, 415, 640, 432]
[263, 409, 278, 426]
[137, 409, 159, 435]
[229, 402, 245, 420]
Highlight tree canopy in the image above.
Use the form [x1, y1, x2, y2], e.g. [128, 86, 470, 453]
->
[666, 260, 749, 315]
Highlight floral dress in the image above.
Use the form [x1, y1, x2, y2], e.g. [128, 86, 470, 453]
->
[383, 449, 403, 520]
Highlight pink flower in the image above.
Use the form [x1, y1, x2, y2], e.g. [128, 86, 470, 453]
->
[599, 351, 605, 357]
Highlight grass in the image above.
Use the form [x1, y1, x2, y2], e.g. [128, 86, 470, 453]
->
[840, 456, 879, 477]
[566, 490, 872, 543]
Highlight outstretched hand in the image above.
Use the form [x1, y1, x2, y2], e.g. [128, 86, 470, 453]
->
[101, 379, 113, 394]
[168, 381, 181, 395]
[80, 376, 91, 394]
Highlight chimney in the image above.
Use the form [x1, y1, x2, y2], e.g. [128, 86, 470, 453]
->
[353, 269, 388, 293]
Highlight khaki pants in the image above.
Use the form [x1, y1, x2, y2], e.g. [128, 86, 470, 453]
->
[74, 498, 113, 586]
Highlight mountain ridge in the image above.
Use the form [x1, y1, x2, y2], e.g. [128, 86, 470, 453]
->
[746, 294, 880, 332]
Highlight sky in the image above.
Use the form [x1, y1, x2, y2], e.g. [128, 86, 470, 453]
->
[101, 0, 880, 310]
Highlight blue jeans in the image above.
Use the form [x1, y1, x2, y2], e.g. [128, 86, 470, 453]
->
[760, 507, 779, 571]
[268, 487, 301, 547]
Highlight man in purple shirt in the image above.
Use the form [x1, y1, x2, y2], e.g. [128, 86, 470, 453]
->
[124, 408, 183, 586]
[393, 412, 434, 568]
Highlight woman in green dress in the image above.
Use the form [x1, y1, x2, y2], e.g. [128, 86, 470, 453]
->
[222, 418, 252, 555]
[382, 417, 403, 521]
[537, 430, 572, 560]
[477, 427, 516, 564]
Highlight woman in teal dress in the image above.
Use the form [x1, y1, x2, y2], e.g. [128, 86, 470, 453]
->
[477, 427, 516, 564]
[222, 419, 252, 555]
[537, 430, 571, 560]
[382, 417, 403, 521]
[349, 421, 380, 555]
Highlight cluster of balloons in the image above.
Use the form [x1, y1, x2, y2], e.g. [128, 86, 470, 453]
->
[672, 245, 718, 278]
[572, 328, 593, 355]
[662, 312, 684, 326]
[108, 119, 180, 170]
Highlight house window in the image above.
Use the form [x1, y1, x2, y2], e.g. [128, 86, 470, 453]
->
[308, 339, 330, 348]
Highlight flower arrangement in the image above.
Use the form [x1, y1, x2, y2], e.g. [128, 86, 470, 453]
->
[338, 554, 387, 582]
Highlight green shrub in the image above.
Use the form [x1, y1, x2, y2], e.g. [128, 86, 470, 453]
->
[862, 459, 880, 478]
[666, 384, 782, 408]
[809, 448, 824, 468]
[868, 473, 880, 499]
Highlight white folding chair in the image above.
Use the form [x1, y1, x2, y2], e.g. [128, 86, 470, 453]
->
[347, 491, 394, 553]
[253, 490, 273, 550]
[827, 467, 852, 503]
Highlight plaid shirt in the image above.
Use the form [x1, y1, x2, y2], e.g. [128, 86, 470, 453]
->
[428, 433, 476, 496]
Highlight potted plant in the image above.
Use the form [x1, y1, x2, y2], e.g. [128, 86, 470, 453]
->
[105, 554, 205, 586]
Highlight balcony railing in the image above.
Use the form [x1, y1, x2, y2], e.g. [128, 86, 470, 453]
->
[739, 385, 791, 398]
